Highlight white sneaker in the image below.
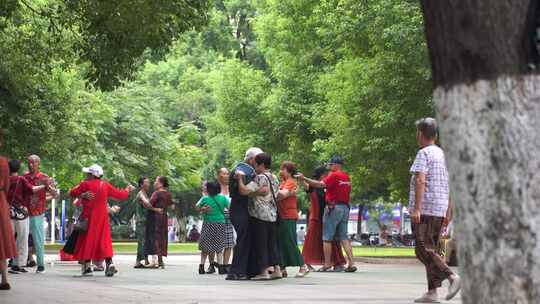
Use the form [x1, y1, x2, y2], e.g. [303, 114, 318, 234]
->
[414, 292, 440, 303]
[445, 275, 461, 300]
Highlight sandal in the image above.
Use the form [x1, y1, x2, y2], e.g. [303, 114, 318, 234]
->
[317, 266, 334, 272]
[344, 266, 358, 273]
[295, 267, 310, 278]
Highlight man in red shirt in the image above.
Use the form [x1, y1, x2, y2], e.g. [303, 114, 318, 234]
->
[7, 160, 46, 274]
[296, 156, 356, 272]
[23, 155, 57, 274]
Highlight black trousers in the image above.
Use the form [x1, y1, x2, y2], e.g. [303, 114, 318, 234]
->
[248, 217, 280, 277]
[229, 213, 251, 276]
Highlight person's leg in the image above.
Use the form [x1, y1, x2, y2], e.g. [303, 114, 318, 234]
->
[30, 215, 45, 269]
[200, 252, 208, 264]
[223, 247, 232, 265]
[335, 206, 354, 268]
[199, 251, 208, 274]
[208, 252, 216, 265]
[322, 207, 339, 269]
[135, 223, 145, 266]
[216, 251, 224, 265]
[17, 218, 30, 269]
[228, 214, 250, 277]
[0, 260, 8, 286]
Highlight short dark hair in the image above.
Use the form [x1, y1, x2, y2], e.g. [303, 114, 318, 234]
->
[157, 176, 169, 188]
[206, 180, 221, 196]
[138, 176, 148, 188]
[8, 159, 20, 174]
[255, 153, 272, 169]
[312, 165, 328, 179]
[280, 161, 297, 175]
[415, 117, 438, 140]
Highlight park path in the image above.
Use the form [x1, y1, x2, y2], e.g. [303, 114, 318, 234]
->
[3, 254, 461, 304]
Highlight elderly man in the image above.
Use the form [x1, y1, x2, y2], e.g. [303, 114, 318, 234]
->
[409, 118, 460, 303]
[23, 155, 57, 274]
[226, 147, 266, 280]
[296, 156, 356, 273]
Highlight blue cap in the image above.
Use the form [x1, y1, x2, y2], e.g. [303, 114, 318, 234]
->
[328, 156, 344, 165]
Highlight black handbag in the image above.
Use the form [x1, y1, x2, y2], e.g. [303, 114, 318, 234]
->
[63, 230, 79, 254]
[9, 178, 29, 221]
[73, 218, 88, 232]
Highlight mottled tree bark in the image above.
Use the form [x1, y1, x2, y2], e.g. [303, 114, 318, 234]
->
[420, 1, 540, 303]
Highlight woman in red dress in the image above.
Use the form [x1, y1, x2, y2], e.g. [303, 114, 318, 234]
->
[301, 166, 346, 270]
[69, 164, 134, 277]
[144, 176, 173, 269]
[0, 153, 17, 290]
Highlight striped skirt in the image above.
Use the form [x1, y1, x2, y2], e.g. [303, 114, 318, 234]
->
[199, 222, 226, 253]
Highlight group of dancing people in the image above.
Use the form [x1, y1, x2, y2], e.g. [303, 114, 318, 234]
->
[197, 147, 358, 281]
[66, 166, 174, 276]
[0, 118, 462, 303]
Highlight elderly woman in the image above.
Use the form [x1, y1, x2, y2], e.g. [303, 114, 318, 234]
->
[69, 165, 135, 277]
[276, 161, 309, 278]
[144, 176, 173, 269]
[0, 132, 16, 289]
[196, 181, 230, 275]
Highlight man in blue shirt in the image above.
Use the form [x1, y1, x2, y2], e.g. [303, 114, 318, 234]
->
[226, 147, 265, 280]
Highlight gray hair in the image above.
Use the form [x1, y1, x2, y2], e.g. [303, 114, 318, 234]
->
[28, 154, 41, 163]
[415, 117, 438, 140]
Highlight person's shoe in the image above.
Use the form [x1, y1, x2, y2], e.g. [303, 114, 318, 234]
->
[414, 292, 440, 303]
[270, 271, 283, 280]
[225, 273, 249, 281]
[82, 267, 93, 277]
[218, 264, 228, 275]
[198, 264, 205, 275]
[93, 265, 105, 272]
[26, 261, 36, 268]
[9, 266, 20, 274]
[105, 263, 118, 277]
[344, 265, 357, 273]
[445, 275, 461, 301]
[36, 266, 45, 274]
[295, 267, 310, 278]
[134, 264, 146, 269]
[18, 267, 28, 273]
[206, 262, 217, 274]
[333, 265, 345, 272]
[0, 283, 11, 290]
[251, 273, 270, 281]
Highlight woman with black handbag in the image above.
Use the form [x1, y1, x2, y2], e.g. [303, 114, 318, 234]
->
[69, 164, 135, 277]
[7, 159, 47, 274]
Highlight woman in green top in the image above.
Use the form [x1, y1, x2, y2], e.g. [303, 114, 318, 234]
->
[196, 181, 230, 275]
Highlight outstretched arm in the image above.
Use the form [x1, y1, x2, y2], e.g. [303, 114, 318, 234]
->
[295, 173, 325, 189]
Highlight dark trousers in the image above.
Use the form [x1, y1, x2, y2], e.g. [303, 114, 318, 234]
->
[229, 213, 251, 276]
[136, 222, 146, 262]
[413, 215, 454, 290]
[248, 218, 280, 276]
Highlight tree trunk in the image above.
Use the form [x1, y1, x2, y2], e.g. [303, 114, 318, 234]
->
[357, 204, 364, 236]
[420, 1, 540, 303]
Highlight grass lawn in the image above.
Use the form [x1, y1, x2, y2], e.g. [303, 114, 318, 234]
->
[45, 242, 414, 257]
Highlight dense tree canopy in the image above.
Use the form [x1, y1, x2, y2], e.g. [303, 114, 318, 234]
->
[0, 0, 434, 216]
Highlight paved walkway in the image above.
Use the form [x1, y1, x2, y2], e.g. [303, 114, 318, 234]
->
[2, 255, 462, 304]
